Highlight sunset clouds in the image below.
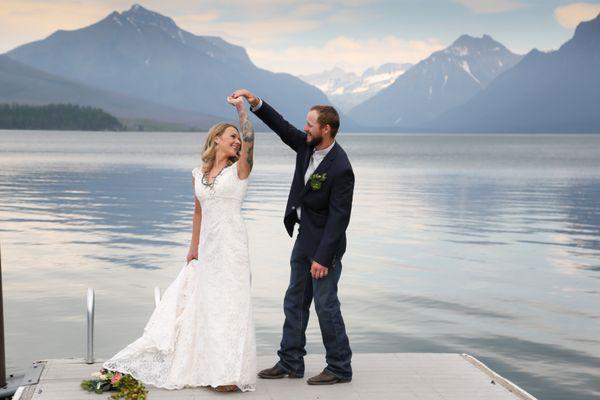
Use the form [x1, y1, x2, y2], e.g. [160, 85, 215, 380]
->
[554, 2, 600, 28]
[453, 0, 526, 14]
[248, 36, 444, 75]
[0, 1, 594, 75]
[0, 1, 107, 52]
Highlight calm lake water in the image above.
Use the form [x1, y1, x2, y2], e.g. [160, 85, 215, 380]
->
[1, 130, 599, 399]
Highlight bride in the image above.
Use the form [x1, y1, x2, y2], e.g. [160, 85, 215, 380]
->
[102, 96, 257, 392]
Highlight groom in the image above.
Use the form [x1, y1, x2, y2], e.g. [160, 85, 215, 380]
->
[232, 89, 354, 385]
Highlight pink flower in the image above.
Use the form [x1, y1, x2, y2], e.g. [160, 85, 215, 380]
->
[111, 372, 122, 384]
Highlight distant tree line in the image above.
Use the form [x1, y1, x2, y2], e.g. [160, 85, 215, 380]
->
[0, 103, 124, 131]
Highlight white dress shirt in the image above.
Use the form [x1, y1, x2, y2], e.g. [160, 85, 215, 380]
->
[299, 140, 335, 220]
[250, 98, 263, 112]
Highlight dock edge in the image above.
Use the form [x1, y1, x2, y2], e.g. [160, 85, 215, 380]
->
[461, 353, 538, 400]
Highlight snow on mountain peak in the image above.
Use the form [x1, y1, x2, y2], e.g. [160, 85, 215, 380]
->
[459, 60, 481, 84]
[299, 63, 412, 112]
[447, 34, 506, 56]
[110, 4, 188, 44]
[127, 4, 156, 16]
[121, 4, 176, 27]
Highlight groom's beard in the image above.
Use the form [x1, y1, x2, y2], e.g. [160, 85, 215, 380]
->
[307, 133, 323, 147]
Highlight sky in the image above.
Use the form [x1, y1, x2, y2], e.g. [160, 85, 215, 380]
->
[1, 0, 599, 75]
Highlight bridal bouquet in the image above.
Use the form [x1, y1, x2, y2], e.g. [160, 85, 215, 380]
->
[80, 368, 148, 399]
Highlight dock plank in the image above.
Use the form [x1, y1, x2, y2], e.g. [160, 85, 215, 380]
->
[16, 353, 536, 400]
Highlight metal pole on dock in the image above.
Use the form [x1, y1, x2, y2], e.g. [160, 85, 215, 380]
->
[86, 288, 95, 364]
[154, 286, 161, 308]
[1, 244, 6, 388]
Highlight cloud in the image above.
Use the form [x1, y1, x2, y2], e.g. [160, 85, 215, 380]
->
[554, 2, 600, 28]
[174, 11, 221, 25]
[176, 17, 323, 46]
[247, 35, 444, 75]
[293, 3, 333, 16]
[0, 0, 110, 52]
[173, 1, 368, 45]
[454, 0, 526, 14]
[0, 0, 377, 51]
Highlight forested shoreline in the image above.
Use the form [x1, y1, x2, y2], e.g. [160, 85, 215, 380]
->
[0, 103, 124, 131]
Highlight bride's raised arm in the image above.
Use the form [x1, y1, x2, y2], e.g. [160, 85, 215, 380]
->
[227, 95, 254, 180]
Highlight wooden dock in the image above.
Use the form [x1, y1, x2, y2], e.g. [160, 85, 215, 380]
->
[14, 353, 537, 400]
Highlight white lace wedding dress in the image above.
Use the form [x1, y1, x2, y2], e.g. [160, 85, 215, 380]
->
[103, 162, 257, 391]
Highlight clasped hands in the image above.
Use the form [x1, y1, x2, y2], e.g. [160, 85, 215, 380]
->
[226, 94, 244, 110]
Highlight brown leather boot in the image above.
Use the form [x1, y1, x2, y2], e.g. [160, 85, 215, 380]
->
[258, 364, 302, 379]
[307, 369, 352, 385]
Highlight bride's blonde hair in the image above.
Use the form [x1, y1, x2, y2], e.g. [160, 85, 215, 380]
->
[202, 122, 240, 174]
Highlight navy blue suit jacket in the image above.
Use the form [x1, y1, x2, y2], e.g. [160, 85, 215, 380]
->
[253, 100, 354, 268]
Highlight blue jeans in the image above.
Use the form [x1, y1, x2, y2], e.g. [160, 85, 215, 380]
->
[276, 238, 352, 378]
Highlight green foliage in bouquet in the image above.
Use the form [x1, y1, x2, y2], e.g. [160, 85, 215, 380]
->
[81, 369, 148, 400]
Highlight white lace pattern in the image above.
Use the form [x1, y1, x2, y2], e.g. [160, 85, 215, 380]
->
[103, 162, 257, 391]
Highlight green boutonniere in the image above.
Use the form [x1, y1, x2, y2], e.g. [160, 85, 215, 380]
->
[309, 172, 327, 190]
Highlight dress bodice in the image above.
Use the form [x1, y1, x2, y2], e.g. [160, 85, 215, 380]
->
[193, 162, 248, 211]
[192, 162, 249, 253]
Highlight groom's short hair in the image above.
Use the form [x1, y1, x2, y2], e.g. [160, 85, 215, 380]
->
[310, 105, 340, 137]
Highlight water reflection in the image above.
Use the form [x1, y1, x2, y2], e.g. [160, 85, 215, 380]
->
[1, 131, 600, 399]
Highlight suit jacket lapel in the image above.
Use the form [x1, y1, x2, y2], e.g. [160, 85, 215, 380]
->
[299, 143, 339, 198]
[302, 145, 313, 175]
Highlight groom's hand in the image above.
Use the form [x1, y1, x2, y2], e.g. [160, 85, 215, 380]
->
[310, 261, 329, 279]
[231, 89, 260, 109]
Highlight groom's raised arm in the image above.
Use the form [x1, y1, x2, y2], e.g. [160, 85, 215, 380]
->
[232, 89, 306, 152]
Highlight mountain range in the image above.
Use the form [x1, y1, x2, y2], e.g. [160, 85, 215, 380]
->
[0, 54, 222, 128]
[5, 4, 330, 128]
[349, 34, 523, 128]
[427, 12, 600, 133]
[2, 4, 599, 133]
[299, 63, 412, 112]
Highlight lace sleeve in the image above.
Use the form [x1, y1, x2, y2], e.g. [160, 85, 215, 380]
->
[192, 167, 201, 180]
